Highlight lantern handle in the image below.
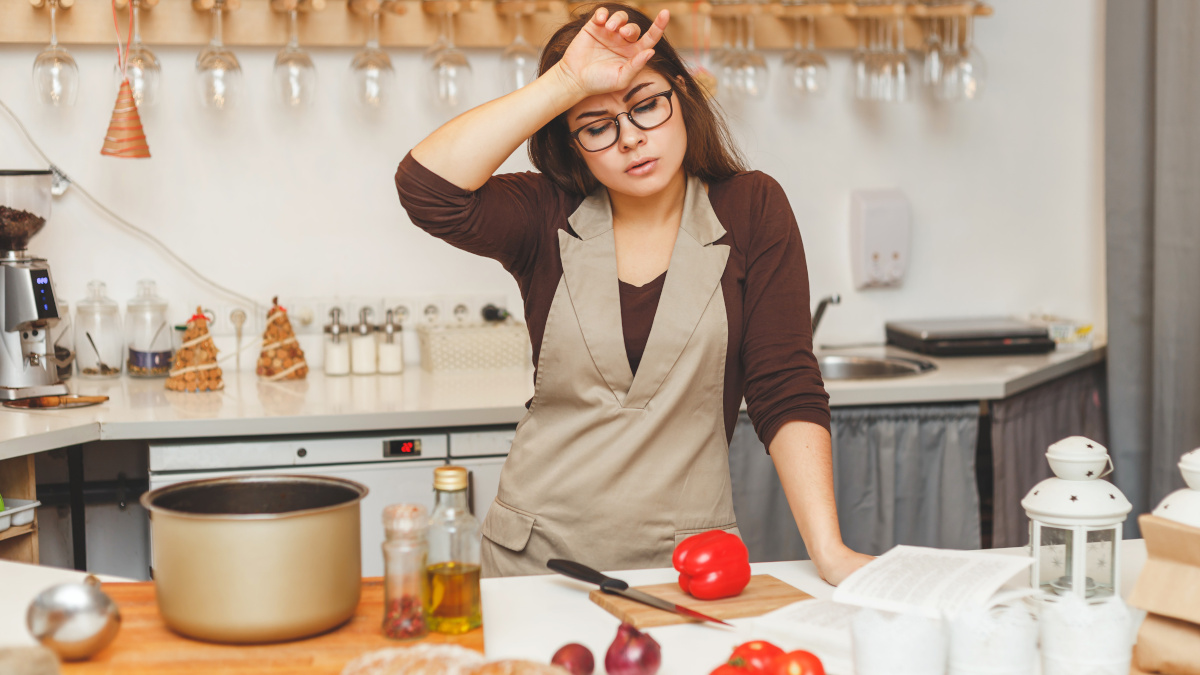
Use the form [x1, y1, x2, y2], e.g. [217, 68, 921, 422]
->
[1099, 455, 1114, 479]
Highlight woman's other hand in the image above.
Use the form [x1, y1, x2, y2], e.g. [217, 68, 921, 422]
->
[556, 7, 670, 97]
[815, 545, 874, 586]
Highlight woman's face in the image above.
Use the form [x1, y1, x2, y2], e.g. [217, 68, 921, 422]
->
[565, 69, 687, 199]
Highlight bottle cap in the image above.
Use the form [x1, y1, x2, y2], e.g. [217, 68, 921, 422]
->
[324, 307, 347, 342]
[383, 503, 428, 538]
[434, 466, 468, 492]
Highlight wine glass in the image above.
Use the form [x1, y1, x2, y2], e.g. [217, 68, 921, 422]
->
[273, 8, 317, 108]
[429, 13, 472, 112]
[738, 14, 769, 99]
[890, 14, 912, 102]
[501, 9, 540, 93]
[783, 16, 828, 97]
[195, 1, 243, 110]
[112, 0, 161, 107]
[956, 9, 986, 99]
[349, 10, 396, 109]
[921, 15, 942, 88]
[32, 0, 78, 107]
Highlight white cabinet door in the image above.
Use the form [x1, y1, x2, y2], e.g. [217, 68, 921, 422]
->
[148, 460, 445, 577]
[449, 456, 507, 525]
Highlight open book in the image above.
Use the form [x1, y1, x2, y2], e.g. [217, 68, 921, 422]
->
[750, 546, 1035, 675]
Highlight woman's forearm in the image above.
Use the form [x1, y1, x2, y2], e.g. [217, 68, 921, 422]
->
[769, 419, 873, 585]
[411, 63, 584, 191]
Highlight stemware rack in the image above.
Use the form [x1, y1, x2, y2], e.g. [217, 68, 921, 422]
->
[0, 1, 991, 51]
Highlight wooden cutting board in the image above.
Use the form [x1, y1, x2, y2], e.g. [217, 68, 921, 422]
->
[61, 578, 483, 675]
[589, 574, 813, 628]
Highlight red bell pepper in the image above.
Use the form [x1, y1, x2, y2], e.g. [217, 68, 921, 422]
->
[672, 530, 751, 600]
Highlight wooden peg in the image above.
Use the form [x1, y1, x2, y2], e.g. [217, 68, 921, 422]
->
[193, 0, 239, 11]
[29, 0, 74, 8]
[381, 0, 407, 15]
[300, 0, 327, 10]
[421, 0, 478, 16]
[270, 0, 299, 11]
[348, 0, 382, 16]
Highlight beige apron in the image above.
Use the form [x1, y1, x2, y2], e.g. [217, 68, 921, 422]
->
[479, 175, 739, 577]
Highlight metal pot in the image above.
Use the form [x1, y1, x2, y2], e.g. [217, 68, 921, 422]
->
[141, 474, 368, 644]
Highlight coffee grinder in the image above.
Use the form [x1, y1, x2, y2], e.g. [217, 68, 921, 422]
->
[0, 170, 69, 399]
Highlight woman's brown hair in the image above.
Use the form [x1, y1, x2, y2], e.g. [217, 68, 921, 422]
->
[528, 2, 747, 196]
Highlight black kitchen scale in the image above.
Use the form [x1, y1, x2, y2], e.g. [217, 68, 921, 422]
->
[885, 317, 1056, 357]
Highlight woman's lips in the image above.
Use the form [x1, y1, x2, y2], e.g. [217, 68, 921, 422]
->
[626, 158, 658, 176]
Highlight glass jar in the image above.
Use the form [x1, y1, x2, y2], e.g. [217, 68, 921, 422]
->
[125, 279, 173, 378]
[426, 466, 482, 635]
[324, 307, 350, 376]
[382, 503, 430, 641]
[351, 307, 377, 375]
[378, 308, 403, 375]
[49, 299, 73, 381]
[75, 281, 123, 378]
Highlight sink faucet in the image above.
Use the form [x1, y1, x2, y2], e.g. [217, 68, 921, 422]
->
[811, 294, 841, 339]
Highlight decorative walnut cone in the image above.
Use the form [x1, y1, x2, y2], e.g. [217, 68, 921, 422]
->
[101, 78, 151, 159]
[257, 297, 308, 381]
[165, 307, 224, 392]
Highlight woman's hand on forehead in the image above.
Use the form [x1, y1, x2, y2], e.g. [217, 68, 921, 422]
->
[558, 7, 670, 99]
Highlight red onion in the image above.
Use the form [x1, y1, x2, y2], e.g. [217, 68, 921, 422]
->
[551, 643, 595, 675]
[604, 623, 661, 675]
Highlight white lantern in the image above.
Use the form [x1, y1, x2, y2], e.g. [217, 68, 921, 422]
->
[1021, 437, 1132, 602]
[1151, 447, 1200, 528]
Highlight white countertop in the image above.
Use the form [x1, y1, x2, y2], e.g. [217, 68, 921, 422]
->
[0, 345, 1104, 462]
[0, 539, 1147, 673]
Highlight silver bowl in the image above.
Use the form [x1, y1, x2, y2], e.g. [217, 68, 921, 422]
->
[26, 574, 121, 661]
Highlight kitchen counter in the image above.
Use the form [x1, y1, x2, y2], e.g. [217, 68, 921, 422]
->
[0, 539, 1147, 673]
[0, 345, 1104, 462]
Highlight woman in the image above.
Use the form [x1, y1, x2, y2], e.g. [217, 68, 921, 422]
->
[396, 3, 871, 584]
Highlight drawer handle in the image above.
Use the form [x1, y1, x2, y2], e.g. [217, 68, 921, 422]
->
[297, 448, 307, 458]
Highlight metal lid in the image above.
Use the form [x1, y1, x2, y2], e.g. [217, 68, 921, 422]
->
[324, 307, 346, 338]
[381, 308, 400, 343]
[433, 466, 468, 492]
[383, 503, 428, 538]
[353, 307, 374, 336]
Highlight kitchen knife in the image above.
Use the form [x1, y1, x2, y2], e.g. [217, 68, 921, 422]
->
[546, 559, 732, 627]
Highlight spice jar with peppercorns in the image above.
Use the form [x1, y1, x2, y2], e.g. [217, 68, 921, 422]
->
[381, 503, 430, 641]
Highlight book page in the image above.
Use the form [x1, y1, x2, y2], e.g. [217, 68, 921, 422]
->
[751, 599, 860, 675]
[831, 546, 1034, 618]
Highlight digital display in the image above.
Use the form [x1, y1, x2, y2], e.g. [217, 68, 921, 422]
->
[30, 269, 58, 319]
[384, 439, 422, 457]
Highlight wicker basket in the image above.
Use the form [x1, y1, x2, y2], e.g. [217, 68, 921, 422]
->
[417, 321, 531, 371]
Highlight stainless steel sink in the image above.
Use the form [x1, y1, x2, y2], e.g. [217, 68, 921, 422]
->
[818, 354, 937, 381]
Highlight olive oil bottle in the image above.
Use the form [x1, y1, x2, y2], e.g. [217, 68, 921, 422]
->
[425, 466, 482, 634]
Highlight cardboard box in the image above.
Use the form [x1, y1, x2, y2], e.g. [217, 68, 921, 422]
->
[1129, 514, 1200, 675]
[1136, 614, 1200, 675]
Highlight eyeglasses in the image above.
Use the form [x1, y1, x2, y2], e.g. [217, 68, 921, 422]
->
[569, 90, 674, 153]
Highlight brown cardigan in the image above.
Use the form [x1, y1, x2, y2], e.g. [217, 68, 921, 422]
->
[395, 153, 829, 447]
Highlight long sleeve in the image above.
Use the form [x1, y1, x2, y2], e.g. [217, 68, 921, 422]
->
[394, 152, 563, 280]
[739, 174, 831, 448]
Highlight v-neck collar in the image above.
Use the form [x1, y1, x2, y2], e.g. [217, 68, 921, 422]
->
[559, 175, 730, 408]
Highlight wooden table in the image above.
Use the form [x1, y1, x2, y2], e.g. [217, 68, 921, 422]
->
[62, 578, 483, 674]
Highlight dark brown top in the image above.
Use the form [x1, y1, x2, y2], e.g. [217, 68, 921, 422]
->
[395, 153, 829, 447]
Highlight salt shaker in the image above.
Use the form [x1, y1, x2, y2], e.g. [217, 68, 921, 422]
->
[351, 307, 377, 375]
[378, 309, 403, 375]
[323, 308, 350, 376]
[382, 504, 429, 640]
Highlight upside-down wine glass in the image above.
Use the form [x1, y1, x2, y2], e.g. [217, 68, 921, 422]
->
[112, 0, 161, 107]
[33, 0, 79, 107]
[273, 8, 317, 107]
[429, 11, 472, 111]
[350, 10, 396, 109]
[501, 7, 539, 92]
[195, 0, 243, 110]
[783, 15, 829, 97]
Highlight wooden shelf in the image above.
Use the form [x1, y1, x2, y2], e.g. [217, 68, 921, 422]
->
[0, 455, 38, 565]
[0, 522, 37, 543]
[0, 1, 991, 50]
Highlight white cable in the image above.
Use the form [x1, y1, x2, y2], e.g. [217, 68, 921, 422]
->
[0, 96, 263, 315]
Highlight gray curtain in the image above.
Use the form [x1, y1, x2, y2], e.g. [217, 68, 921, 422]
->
[989, 364, 1108, 548]
[729, 404, 980, 561]
[1106, 0, 1200, 533]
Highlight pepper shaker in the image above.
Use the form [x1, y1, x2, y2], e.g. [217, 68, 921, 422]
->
[351, 307, 377, 375]
[381, 504, 429, 641]
[378, 309, 403, 375]
[323, 308, 350, 376]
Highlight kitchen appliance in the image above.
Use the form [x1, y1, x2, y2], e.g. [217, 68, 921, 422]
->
[146, 426, 514, 577]
[140, 474, 367, 644]
[0, 170, 68, 400]
[885, 317, 1056, 356]
[547, 559, 731, 626]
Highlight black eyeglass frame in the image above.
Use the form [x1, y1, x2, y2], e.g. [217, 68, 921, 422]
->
[568, 90, 675, 153]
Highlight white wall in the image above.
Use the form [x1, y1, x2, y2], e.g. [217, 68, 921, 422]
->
[0, 0, 1105, 364]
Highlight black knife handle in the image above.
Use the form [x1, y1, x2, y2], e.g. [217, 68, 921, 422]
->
[546, 559, 629, 592]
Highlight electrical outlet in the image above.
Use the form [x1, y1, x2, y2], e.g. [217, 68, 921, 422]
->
[383, 297, 418, 329]
[278, 297, 320, 334]
[345, 297, 386, 329]
[418, 298, 446, 326]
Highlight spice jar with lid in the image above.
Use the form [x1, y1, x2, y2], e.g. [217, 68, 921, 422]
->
[124, 279, 173, 378]
[324, 307, 350, 376]
[378, 309, 403, 375]
[381, 503, 430, 641]
[75, 281, 123, 379]
[351, 307, 377, 375]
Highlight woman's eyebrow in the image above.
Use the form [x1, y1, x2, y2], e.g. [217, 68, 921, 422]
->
[573, 82, 659, 121]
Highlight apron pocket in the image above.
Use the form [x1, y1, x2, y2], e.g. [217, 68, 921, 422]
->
[673, 523, 741, 548]
[480, 499, 536, 552]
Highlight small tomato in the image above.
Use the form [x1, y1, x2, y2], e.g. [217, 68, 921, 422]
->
[709, 665, 747, 675]
[729, 640, 785, 673]
[767, 650, 825, 675]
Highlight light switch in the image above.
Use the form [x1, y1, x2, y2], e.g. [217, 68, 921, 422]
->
[849, 190, 911, 290]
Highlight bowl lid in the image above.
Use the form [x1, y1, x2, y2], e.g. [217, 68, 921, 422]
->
[1022, 476, 1132, 526]
[1046, 436, 1109, 460]
[1153, 488, 1200, 530]
[1180, 448, 1200, 473]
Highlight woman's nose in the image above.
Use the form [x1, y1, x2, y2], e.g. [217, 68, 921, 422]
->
[617, 116, 647, 150]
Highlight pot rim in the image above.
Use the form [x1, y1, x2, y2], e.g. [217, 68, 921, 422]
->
[140, 474, 369, 521]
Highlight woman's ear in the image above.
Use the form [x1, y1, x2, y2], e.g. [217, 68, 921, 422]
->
[674, 74, 688, 94]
